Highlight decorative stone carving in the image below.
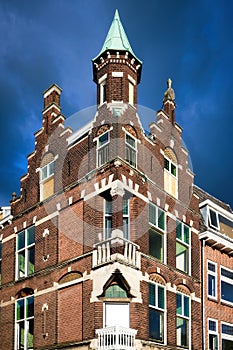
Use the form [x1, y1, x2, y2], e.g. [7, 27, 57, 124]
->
[110, 180, 125, 197]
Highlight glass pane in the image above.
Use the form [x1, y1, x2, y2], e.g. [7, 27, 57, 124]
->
[184, 295, 189, 317]
[126, 134, 135, 148]
[222, 323, 233, 335]
[171, 163, 177, 176]
[123, 218, 129, 239]
[18, 251, 26, 277]
[149, 229, 163, 261]
[98, 144, 109, 166]
[105, 285, 127, 298]
[208, 262, 216, 272]
[158, 286, 164, 309]
[221, 268, 233, 280]
[149, 204, 156, 226]
[209, 320, 217, 332]
[176, 242, 188, 272]
[176, 221, 182, 240]
[18, 320, 25, 349]
[16, 299, 24, 321]
[176, 294, 182, 315]
[28, 319, 34, 349]
[149, 283, 155, 306]
[209, 334, 218, 350]
[149, 309, 164, 342]
[222, 338, 233, 350]
[221, 281, 233, 303]
[208, 275, 216, 297]
[28, 247, 35, 275]
[123, 199, 129, 215]
[158, 209, 165, 230]
[41, 166, 48, 180]
[17, 231, 25, 250]
[176, 317, 188, 347]
[48, 161, 54, 176]
[27, 226, 35, 246]
[26, 296, 34, 318]
[98, 132, 109, 147]
[164, 158, 169, 171]
[209, 209, 218, 228]
[105, 218, 112, 239]
[183, 224, 190, 244]
[105, 200, 112, 215]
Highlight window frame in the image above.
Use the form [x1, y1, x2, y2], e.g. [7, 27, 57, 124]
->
[149, 203, 166, 263]
[208, 318, 219, 350]
[15, 294, 34, 350]
[208, 208, 219, 230]
[41, 160, 54, 182]
[125, 131, 137, 168]
[149, 282, 166, 344]
[176, 220, 191, 275]
[207, 260, 217, 299]
[104, 198, 112, 240]
[123, 198, 130, 240]
[16, 226, 35, 280]
[97, 130, 110, 167]
[176, 292, 190, 349]
[220, 266, 233, 305]
[164, 155, 178, 198]
[221, 321, 233, 348]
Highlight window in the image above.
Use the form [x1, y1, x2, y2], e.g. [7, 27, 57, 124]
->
[221, 267, 233, 304]
[125, 133, 137, 167]
[149, 282, 165, 343]
[40, 153, 55, 200]
[0, 240, 2, 284]
[176, 293, 190, 348]
[100, 80, 107, 105]
[104, 199, 112, 239]
[208, 319, 218, 350]
[149, 203, 165, 261]
[209, 209, 218, 229]
[97, 131, 109, 167]
[208, 261, 217, 298]
[123, 198, 130, 239]
[176, 221, 190, 274]
[164, 148, 178, 198]
[207, 207, 233, 237]
[129, 81, 134, 104]
[105, 284, 127, 298]
[222, 322, 233, 349]
[16, 226, 35, 279]
[15, 293, 34, 350]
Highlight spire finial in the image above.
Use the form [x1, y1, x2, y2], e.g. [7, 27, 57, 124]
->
[163, 78, 175, 102]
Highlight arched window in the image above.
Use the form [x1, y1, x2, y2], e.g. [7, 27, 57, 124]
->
[40, 152, 55, 200]
[164, 148, 178, 198]
[15, 288, 34, 350]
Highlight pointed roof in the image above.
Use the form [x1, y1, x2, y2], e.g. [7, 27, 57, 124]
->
[93, 10, 141, 63]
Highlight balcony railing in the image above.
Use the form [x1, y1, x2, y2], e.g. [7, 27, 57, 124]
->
[92, 230, 141, 269]
[96, 325, 137, 350]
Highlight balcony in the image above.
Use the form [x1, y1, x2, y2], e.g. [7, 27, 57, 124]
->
[96, 325, 137, 350]
[92, 230, 141, 269]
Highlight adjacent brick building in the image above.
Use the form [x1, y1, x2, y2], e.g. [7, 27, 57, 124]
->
[0, 9, 231, 350]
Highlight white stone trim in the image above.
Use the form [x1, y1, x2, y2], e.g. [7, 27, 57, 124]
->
[128, 74, 136, 85]
[112, 72, 123, 77]
[43, 85, 61, 99]
[42, 103, 61, 115]
[98, 73, 107, 84]
[35, 211, 59, 226]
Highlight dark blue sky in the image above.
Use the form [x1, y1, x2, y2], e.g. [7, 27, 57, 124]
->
[0, 0, 233, 208]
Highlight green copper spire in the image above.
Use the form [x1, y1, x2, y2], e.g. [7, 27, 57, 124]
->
[94, 9, 141, 63]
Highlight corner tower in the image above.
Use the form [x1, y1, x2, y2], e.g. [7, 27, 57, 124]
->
[92, 10, 142, 106]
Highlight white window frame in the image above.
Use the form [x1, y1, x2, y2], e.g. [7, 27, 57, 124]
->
[220, 265, 233, 305]
[164, 155, 178, 198]
[97, 130, 110, 167]
[149, 203, 166, 263]
[100, 80, 107, 105]
[208, 207, 219, 230]
[149, 282, 166, 344]
[15, 294, 34, 350]
[208, 318, 219, 350]
[125, 131, 137, 168]
[221, 321, 233, 347]
[104, 198, 112, 240]
[41, 160, 54, 182]
[16, 226, 35, 280]
[104, 302, 130, 328]
[207, 260, 217, 299]
[176, 220, 191, 275]
[123, 198, 130, 240]
[176, 292, 191, 349]
[128, 81, 134, 105]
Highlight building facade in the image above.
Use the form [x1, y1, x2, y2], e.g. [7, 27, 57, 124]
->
[0, 10, 231, 350]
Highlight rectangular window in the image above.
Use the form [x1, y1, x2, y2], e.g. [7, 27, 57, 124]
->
[0, 240, 2, 284]
[123, 198, 130, 239]
[208, 208, 219, 230]
[221, 267, 233, 304]
[16, 226, 35, 279]
[125, 133, 137, 167]
[129, 81, 134, 104]
[15, 295, 34, 350]
[149, 283, 165, 343]
[164, 156, 178, 198]
[208, 261, 217, 298]
[176, 293, 190, 348]
[100, 81, 107, 105]
[97, 131, 109, 167]
[104, 199, 112, 239]
[208, 319, 218, 350]
[222, 322, 233, 349]
[176, 221, 190, 274]
[149, 203, 165, 262]
[41, 161, 54, 181]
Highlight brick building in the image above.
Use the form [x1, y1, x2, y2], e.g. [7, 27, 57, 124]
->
[0, 9, 231, 350]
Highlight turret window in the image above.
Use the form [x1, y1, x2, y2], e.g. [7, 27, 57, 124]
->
[125, 133, 137, 167]
[164, 148, 178, 198]
[97, 131, 110, 167]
